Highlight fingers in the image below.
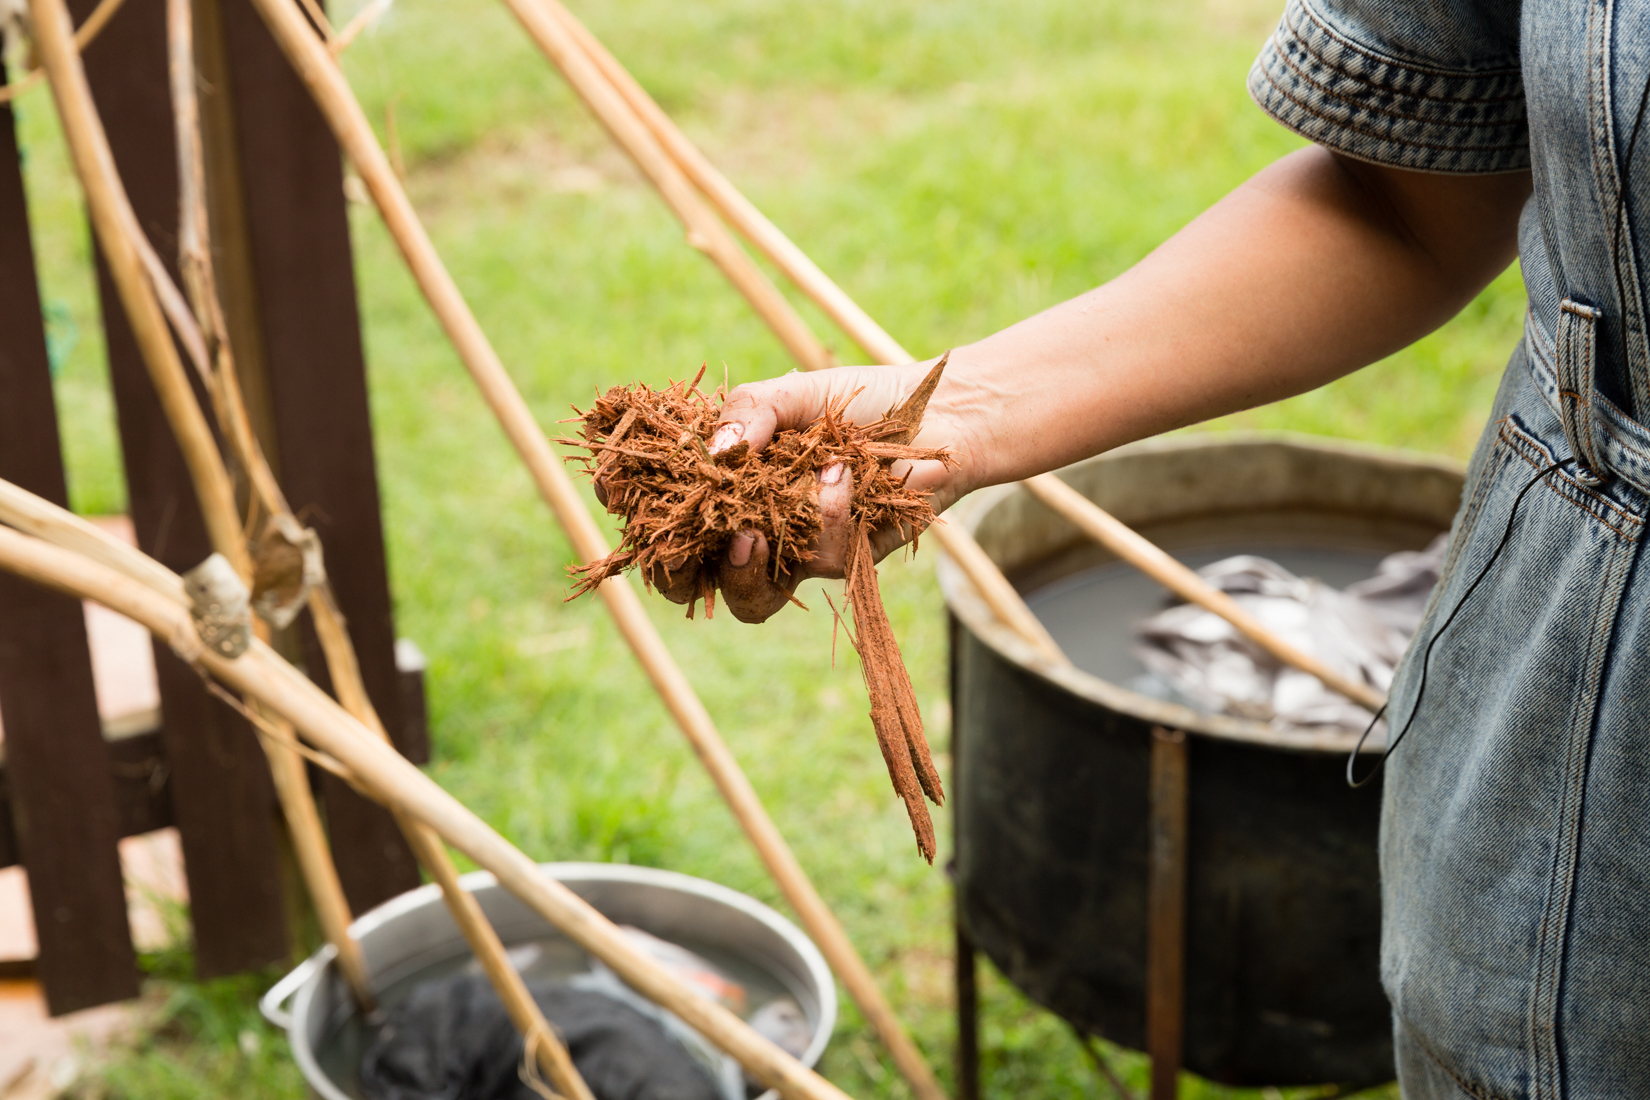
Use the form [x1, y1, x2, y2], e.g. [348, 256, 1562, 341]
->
[695, 360, 961, 621]
[713, 366, 914, 456]
[716, 460, 854, 620]
[718, 530, 799, 623]
[805, 462, 853, 579]
[646, 551, 703, 605]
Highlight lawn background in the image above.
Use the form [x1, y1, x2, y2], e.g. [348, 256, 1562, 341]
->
[13, 0, 1525, 1094]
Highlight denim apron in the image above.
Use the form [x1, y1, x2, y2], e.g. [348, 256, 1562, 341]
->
[1250, 1, 1650, 1095]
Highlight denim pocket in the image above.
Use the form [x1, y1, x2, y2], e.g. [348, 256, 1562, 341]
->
[1380, 415, 1642, 1100]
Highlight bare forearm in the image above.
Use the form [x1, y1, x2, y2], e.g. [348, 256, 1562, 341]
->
[709, 147, 1529, 620]
[935, 147, 1530, 491]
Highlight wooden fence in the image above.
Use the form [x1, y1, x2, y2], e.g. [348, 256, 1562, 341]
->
[0, 0, 427, 1015]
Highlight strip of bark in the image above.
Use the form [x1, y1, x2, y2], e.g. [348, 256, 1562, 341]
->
[845, 521, 941, 862]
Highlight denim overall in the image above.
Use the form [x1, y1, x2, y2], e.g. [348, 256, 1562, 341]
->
[1249, 1, 1650, 1095]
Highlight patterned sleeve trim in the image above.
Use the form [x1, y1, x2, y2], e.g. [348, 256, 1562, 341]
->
[1248, 0, 1528, 173]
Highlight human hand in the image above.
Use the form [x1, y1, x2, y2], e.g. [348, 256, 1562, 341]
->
[701, 357, 972, 623]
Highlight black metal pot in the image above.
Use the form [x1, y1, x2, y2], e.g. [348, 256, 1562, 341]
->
[939, 434, 1464, 1088]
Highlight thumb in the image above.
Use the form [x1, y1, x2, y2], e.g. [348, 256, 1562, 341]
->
[711, 367, 914, 456]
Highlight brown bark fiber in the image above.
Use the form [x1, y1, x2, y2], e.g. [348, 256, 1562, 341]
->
[564, 359, 951, 859]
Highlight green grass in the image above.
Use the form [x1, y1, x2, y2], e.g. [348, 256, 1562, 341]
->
[61, 908, 305, 1100]
[17, 0, 1526, 1095]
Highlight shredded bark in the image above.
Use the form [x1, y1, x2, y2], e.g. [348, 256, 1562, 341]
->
[561, 358, 954, 861]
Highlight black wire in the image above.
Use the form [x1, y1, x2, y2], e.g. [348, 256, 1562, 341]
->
[1347, 457, 1571, 788]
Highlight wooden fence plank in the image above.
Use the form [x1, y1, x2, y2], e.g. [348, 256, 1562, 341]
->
[75, 0, 291, 977]
[215, 0, 422, 913]
[1, 730, 173, 871]
[0, 95, 138, 1014]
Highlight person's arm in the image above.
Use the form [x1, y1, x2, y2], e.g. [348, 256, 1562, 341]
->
[704, 146, 1531, 621]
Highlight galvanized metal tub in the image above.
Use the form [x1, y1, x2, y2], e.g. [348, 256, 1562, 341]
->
[261, 862, 837, 1100]
[938, 433, 1465, 1088]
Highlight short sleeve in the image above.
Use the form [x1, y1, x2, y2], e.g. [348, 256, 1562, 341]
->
[1247, 0, 1529, 173]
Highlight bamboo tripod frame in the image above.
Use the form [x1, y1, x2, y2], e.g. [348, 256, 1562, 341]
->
[12, 0, 1389, 1096]
[0, 504, 853, 1100]
[230, 1, 1379, 1096]
[29, 0, 597, 1091]
[239, 0, 953, 1097]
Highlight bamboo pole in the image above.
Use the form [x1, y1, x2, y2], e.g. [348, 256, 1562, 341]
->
[0, 477, 594, 1099]
[499, 7, 1053, 1089]
[0, 480, 183, 597]
[535, 0, 905, 368]
[163, 3, 591, 1088]
[0, 0, 130, 104]
[33, 0, 375, 1008]
[28, 0, 246, 574]
[310, 587, 596, 1100]
[165, 0, 286, 522]
[0, 260, 594, 1095]
[0, 520, 855, 1100]
[928, 513, 1065, 661]
[264, 727, 376, 1004]
[492, 0, 832, 373]
[328, 0, 391, 56]
[542, 20, 1382, 710]
[240, 4, 947, 1097]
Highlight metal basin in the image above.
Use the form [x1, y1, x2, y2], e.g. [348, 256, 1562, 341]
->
[261, 862, 836, 1100]
[938, 433, 1464, 1088]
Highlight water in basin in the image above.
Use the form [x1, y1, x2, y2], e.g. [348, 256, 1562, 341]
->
[1022, 543, 1388, 707]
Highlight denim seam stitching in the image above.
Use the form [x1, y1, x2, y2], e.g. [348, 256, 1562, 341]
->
[1270, 44, 1529, 134]
[1556, 303, 1598, 478]
[1501, 422, 1643, 537]
[1529, 570, 1603, 1100]
[1532, 564, 1601, 1100]
[1576, 0, 1650, 418]
[1529, 307, 1557, 360]
[1522, 316, 1650, 495]
[1535, 493, 1629, 1100]
[1499, 411, 1638, 1100]
[1290, 0, 1522, 86]
[1447, 420, 1516, 580]
[1582, 0, 1618, 416]
[1507, 441, 1639, 537]
[1589, 0, 1609, 243]
[1401, 1015, 1515, 1100]
[1595, 0, 1650, 413]
[1276, 9, 1526, 111]
[1255, 65, 1530, 158]
[1579, 304, 1601, 474]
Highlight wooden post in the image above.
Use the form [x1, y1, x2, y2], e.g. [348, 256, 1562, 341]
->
[208, 0, 421, 914]
[949, 611, 980, 1100]
[73, 0, 290, 977]
[0, 88, 138, 1015]
[1145, 728, 1188, 1100]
